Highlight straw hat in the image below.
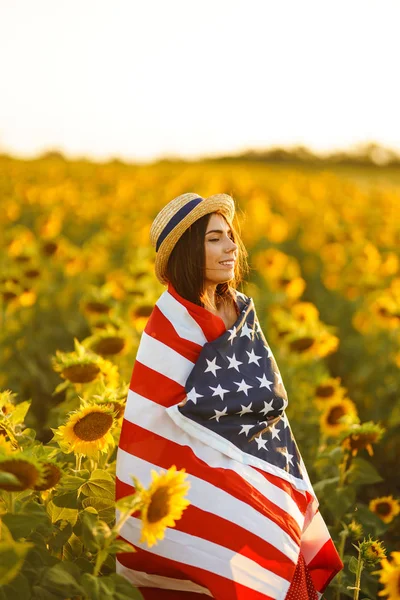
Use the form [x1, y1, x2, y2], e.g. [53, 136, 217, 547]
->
[150, 192, 235, 285]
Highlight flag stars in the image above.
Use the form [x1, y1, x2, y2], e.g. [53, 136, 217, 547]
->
[259, 399, 275, 416]
[204, 357, 222, 377]
[240, 321, 254, 340]
[282, 448, 294, 466]
[227, 326, 237, 344]
[186, 387, 203, 404]
[236, 402, 253, 417]
[209, 383, 230, 401]
[239, 424, 254, 436]
[274, 370, 284, 387]
[233, 379, 253, 396]
[246, 348, 262, 366]
[281, 412, 289, 428]
[209, 407, 228, 422]
[270, 423, 281, 440]
[254, 435, 268, 451]
[256, 373, 274, 391]
[226, 353, 243, 372]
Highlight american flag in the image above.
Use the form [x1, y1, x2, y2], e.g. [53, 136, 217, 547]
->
[115, 282, 343, 599]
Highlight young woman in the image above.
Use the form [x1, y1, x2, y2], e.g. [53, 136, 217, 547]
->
[115, 193, 343, 600]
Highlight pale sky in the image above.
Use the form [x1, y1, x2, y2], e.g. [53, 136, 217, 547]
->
[0, 0, 399, 162]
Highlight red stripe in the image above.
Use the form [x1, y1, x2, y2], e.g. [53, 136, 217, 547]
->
[129, 362, 186, 408]
[116, 478, 296, 581]
[167, 283, 227, 342]
[144, 305, 204, 363]
[306, 538, 343, 593]
[117, 419, 302, 545]
[252, 466, 311, 517]
[117, 540, 277, 600]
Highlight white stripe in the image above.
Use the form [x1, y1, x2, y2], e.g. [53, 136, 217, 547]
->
[117, 512, 290, 600]
[123, 389, 305, 529]
[136, 331, 194, 386]
[115, 560, 213, 596]
[167, 404, 312, 492]
[300, 510, 331, 564]
[116, 448, 299, 562]
[157, 290, 208, 346]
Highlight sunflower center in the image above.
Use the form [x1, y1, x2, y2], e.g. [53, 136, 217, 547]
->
[376, 501, 391, 517]
[316, 384, 335, 398]
[147, 486, 170, 523]
[73, 411, 113, 441]
[0, 459, 39, 491]
[327, 406, 345, 425]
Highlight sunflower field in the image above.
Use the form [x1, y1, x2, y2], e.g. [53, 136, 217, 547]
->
[0, 154, 399, 600]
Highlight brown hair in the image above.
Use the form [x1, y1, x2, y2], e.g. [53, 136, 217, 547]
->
[165, 210, 249, 310]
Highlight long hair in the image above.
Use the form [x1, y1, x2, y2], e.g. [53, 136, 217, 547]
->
[165, 210, 249, 310]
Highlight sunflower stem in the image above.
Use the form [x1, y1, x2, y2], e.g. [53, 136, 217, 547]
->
[334, 527, 348, 600]
[351, 548, 364, 600]
[75, 453, 82, 471]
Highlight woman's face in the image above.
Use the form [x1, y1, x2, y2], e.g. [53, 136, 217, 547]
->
[204, 213, 238, 286]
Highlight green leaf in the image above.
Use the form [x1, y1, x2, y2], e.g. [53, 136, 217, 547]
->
[0, 471, 20, 487]
[46, 500, 78, 526]
[0, 537, 34, 585]
[348, 555, 359, 574]
[346, 458, 383, 486]
[313, 478, 356, 520]
[79, 470, 115, 499]
[81, 573, 143, 600]
[51, 490, 78, 509]
[9, 401, 31, 426]
[2, 502, 51, 539]
[0, 572, 31, 600]
[81, 496, 115, 523]
[34, 561, 85, 598]
[107, 539, 136, 555]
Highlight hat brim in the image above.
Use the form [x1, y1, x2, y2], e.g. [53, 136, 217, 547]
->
[154, 194, 235, 285]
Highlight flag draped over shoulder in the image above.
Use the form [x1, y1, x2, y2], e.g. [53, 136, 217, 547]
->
[115, 282, 343, 600]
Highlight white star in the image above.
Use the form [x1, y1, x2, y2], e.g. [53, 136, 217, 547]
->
[209, 383, 230, 400]
[209, 406, 228, 422]
[233, 378, 253, 396]
[186, 387, 203, 404]
[204, 357, 222, 377]
[227, 326, 237, 344]
[236, 402, 253, 417]
[256, 373, 274, 390]
[281, 412, 289, 428]
[270, 423, 281, 440]
[254, 436, 268, 451]
[259, 399, 275, 416]
[240, 321, 254, 339]
[246, 348, 262, 366]
[226, 353, 243, 372]
[266, 346, 273, 358]
[239, 424, 254, 436]
[274, 370, 284, 387]
[282, 448, 294, 466]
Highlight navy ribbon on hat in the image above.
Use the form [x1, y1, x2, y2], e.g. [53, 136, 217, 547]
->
[156, 197, 203, 251]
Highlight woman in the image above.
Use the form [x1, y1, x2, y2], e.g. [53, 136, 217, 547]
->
[115, 193, 343, 600]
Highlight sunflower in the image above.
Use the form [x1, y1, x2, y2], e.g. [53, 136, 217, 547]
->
[369, 496, 400, 525]
[340, 422, 385, 456]
[358, 536, 386, 568]
[314, 376, 347, 409]
[52, 405, 115, 458]
[374, 551, 400, 599]
[51, 338, 116, 385]
[0, 455, 45, 491]
[33, 462, 62, 491]
[320, 398, 358, 437]
[138, 465, 191, 548]
[130, 303, 154, 332]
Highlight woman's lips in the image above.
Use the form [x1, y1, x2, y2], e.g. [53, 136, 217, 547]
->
[219, 260, 235, 267]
